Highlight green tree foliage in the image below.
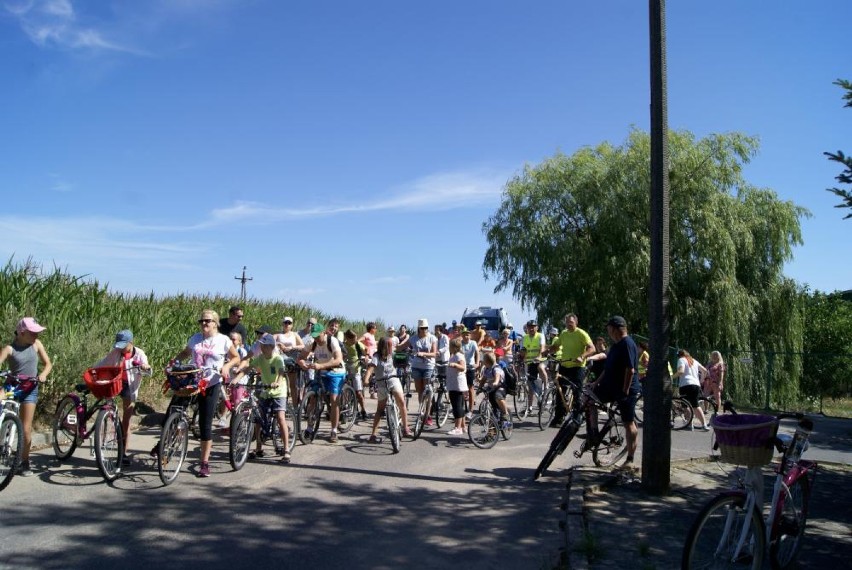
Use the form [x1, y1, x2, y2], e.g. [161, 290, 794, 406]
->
[825, 78, 852, 219]
[802, 290, 852, 399]
[483, 130, 809, 407]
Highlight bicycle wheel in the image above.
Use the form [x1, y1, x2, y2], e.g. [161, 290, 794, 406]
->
[533, 420, 580, 480]
[682, 492, 765, 569]
[500, 415, 514, 440]
[283, 405, 297, 453]
[633, 394, 644, 428]
[387, 402, 401, 454]
[94, 407, 124, 482]
[512, 379, 529, 420]
[435, 390, 451, 428]
[158, 412, 189, 486]
[592, 414, 627, 467]
[228, 408, 252, 471]
[299, 392, 321, 444]
[468, 412, 498, 449]
[671, 397, 694, 430]
[337, 384, 358, 433]
[537, 388, 557, 430]
[52, 396, 79, 460]
[769, 476, 810, 569]
[412, 390, 430, 440]
[0, 415, 23, 492]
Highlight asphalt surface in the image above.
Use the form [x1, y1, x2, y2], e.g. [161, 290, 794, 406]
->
[2, 401, 848, 570]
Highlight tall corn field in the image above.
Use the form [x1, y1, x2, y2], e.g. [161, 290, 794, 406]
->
[0, 259, 383, 423]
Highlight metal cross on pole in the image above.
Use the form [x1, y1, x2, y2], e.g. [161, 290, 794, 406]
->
[235, 266, 253, 300]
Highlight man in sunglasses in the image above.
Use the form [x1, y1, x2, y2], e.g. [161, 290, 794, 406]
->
[219, 305, 248, 345]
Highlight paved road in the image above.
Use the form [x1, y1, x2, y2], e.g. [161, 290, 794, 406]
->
[2, 399, 847, 570]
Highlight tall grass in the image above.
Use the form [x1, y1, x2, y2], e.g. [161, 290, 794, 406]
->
[0, 259, 382, 423]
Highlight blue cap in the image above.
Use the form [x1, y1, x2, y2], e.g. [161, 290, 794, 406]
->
[114, 330, 133, 349]
[258, 334, 276, 346]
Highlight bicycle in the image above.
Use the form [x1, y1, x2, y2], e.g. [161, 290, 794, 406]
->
[681, 406, 817, 569]
[52, 366, 128, 482]
[533, 384, 629, 479]
[0, 372, 29, 492]
[229, 368, 297, 470]
[432, 364, 452, 428]
[537, 359, 584, 430]
[298, 370, 353, 443]
[468, 385, 513, 449]
[156, 363, 202, 486]
[513, 358, 552, 422]
[632, 392, 693, 430]
[375, 376, 404, 453]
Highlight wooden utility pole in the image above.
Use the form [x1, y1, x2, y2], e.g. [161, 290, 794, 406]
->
[643, 0, 673, 494]
[235, 266, 252, 301]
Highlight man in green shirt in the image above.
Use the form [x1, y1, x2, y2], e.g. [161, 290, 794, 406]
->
[547, 313, 595, 426]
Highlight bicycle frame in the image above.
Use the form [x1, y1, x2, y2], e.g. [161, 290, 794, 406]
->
[61, 389, 115, 442]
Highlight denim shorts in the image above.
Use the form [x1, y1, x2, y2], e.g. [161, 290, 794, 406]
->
[321, 371, 346, 396]
[259, 396, 288, 414]
[411, 367, 434, 382]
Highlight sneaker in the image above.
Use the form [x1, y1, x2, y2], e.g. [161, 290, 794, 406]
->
[303, 429, 313, 440]
[198, 462, 210, 478]
[368, 435, 382, 444]
[425, 417, 434, 427]
[329, 431, 338, 443]
[359, 410, 368, 421]
[403, 427, 414, 437]
[447, 427, 463, 436]
[699, 425, 710, 432]
[688, 424, 695, 432]
[17, 460, 34, 477]
[121, 455, 132, 466]
[150, 445, 159, 457]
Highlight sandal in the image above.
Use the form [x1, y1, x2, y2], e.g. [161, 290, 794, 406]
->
[278, 451, 291, 464]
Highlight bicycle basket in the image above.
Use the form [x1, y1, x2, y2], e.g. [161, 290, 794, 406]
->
[711, 413, 779, 467]
[83, 366, 124, 399]
[166, 365, 201, 394]
[392, 352, 409, 368]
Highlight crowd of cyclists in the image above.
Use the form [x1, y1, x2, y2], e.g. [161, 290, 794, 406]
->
[1, 306, 726, 479]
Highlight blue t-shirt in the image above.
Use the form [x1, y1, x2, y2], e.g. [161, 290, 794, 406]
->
[600, 335, 640, 400]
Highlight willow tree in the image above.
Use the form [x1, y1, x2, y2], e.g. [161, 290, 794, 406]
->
[483, 130, 808, 404]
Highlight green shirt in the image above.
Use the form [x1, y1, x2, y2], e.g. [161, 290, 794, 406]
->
[552, 328, 593, 368]
[251, 353, 288, 399]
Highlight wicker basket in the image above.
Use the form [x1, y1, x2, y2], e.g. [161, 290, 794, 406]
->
[711, 413, 779, 467]
[166, 366, 201, 396]
[83, 367, 124, 399]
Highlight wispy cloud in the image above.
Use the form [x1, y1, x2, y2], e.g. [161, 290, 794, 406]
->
[0, 215, 197, 270]
[277, 287, 326, 297]
[4, 0, 147, 54]
[206, 168, 510, 225]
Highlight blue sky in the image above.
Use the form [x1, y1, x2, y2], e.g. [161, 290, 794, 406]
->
[1, 0, 849, 329]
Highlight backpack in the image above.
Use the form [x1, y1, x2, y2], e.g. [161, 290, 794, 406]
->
[499, 360, 518, 395]
[313, 335, 347, 359]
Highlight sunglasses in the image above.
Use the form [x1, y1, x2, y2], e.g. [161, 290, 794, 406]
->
[198, 319, 215, 324]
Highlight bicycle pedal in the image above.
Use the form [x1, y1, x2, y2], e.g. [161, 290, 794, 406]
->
[573, 449, 583, 458]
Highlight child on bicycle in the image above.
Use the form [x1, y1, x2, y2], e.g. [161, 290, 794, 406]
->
[94, 329, 151, 465]
[0, 317, 52, 477]
[481, 351, 511, 428]
[237, 334, 292, 463]
[367, 336, 412, 442]
[342, 329, 369, 421]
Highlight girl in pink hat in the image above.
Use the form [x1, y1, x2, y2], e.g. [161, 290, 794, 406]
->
[0, 317, 53, 477]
